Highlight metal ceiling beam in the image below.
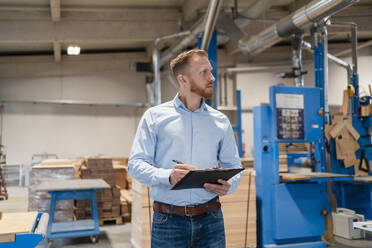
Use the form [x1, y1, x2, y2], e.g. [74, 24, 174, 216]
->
[0, 20, 179, 43]
[334, 39, 372, 57]
[0, 52, 148, 78]
[50, 0, 61, 22]
[53, 41, 61, 62]
[182, 0, 209, 22]
[0, 8, 179, 21]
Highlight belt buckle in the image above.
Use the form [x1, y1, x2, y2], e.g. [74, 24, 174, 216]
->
[184, 206, 192, 216]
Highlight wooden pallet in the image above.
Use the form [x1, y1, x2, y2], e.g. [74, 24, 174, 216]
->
[122, 214, 131, 223]
[99, 216, 123, 226]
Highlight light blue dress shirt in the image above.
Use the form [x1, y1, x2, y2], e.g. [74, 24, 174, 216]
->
[128, 94, 242, 206]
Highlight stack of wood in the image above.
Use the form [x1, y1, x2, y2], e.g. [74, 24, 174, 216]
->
[130, 170, 257, 248]
[279, 143, 308, 154]
[120, 189, 132, 222]
[113, 157, 129, 189]
[241, 157, 254, 168]
[29, 159, 78, 222]
[131, 179, 153, 248]
[112, 157, 133, 222]
[221, 169, 256, 247]
[75, 158, 122, 225]
[241, 156, 287, 172]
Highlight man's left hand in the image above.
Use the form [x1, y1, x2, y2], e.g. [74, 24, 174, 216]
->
[204, 179, 231, 196]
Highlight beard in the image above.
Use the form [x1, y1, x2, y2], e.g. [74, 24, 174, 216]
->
[190, 79, 214, 99]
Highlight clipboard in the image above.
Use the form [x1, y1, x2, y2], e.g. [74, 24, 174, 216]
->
[171, 168, 244, 190]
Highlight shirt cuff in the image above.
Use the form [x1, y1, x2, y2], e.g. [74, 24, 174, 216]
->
[157, 168, 172, 186]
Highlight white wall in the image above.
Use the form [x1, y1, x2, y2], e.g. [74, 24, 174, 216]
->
[0, 53, 156, 165]
[3, 103, 141, 164]
[3, 49, 371, 165]
[237, 53, 372, 157]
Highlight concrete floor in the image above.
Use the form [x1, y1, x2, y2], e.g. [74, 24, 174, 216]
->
[1, 186, 371, 248]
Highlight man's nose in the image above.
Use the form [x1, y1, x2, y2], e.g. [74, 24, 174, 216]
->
[209, 73, 215, 82]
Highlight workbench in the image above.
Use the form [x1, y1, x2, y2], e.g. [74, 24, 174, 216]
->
[0, 211, 48, 248]
[35, 179, 110, 245]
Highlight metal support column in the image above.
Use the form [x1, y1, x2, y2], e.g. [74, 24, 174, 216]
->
[198, 30, 218, 108]
[314, 42, 327, 172]
[232, 90, 243, 157]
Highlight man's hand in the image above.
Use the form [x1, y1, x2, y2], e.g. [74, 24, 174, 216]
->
[204, 179, 231, 196]
[169, 164, 197, 185]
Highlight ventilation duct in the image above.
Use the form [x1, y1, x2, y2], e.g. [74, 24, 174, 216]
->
[239, 0, 359, 55]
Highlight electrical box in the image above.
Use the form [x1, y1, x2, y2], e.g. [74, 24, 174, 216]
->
[332, 208, 364, 239]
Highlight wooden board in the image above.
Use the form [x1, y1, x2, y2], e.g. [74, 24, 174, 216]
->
[0, 212, 38, 243]
[353, 176, 372, 184]
[280, 172, 351, 182]
[221, 169, 255, 204]
[32, 164, 75, 169]
[36, 179, 110, 191]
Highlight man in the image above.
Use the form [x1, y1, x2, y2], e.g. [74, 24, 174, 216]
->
[128, 49, 242, 248]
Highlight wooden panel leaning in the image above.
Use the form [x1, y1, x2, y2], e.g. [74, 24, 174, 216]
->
[221, 169, 257, 248]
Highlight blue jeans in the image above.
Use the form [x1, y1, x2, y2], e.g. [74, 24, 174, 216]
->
[151, 208, 226, 248]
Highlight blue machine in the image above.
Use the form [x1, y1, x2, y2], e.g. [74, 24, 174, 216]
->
[254, 86, 332, 248]
[329, 57, 372, 220]
[253, 22, 372, 247]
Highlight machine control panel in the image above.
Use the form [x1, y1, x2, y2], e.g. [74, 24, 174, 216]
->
[276, 108, 304, 139]
[276, 93, 304, 140]
[270, 86, 322, 142]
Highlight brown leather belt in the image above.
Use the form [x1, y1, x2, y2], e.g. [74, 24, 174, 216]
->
[153, 199, 221, 216]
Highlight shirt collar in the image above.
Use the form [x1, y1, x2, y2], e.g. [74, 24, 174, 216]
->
[173, 93, 208, 112]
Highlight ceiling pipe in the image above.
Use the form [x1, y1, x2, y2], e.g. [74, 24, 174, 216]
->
[302, 40, 352, 70]
[159, 19, 204, 66]
[153, 31, 191, 105]
[160, 0, 275, 66]
[153, 0, 223, 105]
[201, 0, 223, 50]
[0, 98, 147, 107]
[239, 0, 359, 56]
[217, 0, 277, 51]
[160, 0, 225, 67]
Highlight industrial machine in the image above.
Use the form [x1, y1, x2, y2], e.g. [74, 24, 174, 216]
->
[253, 1, 372, 247]
[254, 85, 353, 248]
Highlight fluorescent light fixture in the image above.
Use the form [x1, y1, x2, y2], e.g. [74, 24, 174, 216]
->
[67, 45, 80, 55]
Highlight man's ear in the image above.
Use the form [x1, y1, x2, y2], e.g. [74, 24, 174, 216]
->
[177, 74, 187, 85]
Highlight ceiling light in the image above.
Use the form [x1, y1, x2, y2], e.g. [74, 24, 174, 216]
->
[67, 45, 80, 55]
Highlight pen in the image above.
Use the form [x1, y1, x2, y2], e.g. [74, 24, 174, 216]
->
[172, 159, 184, 164]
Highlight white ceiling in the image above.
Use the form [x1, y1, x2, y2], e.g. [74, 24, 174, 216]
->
[0, 0, 372, 62]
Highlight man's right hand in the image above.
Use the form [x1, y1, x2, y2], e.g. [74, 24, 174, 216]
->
[169, 164, 197, 185]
